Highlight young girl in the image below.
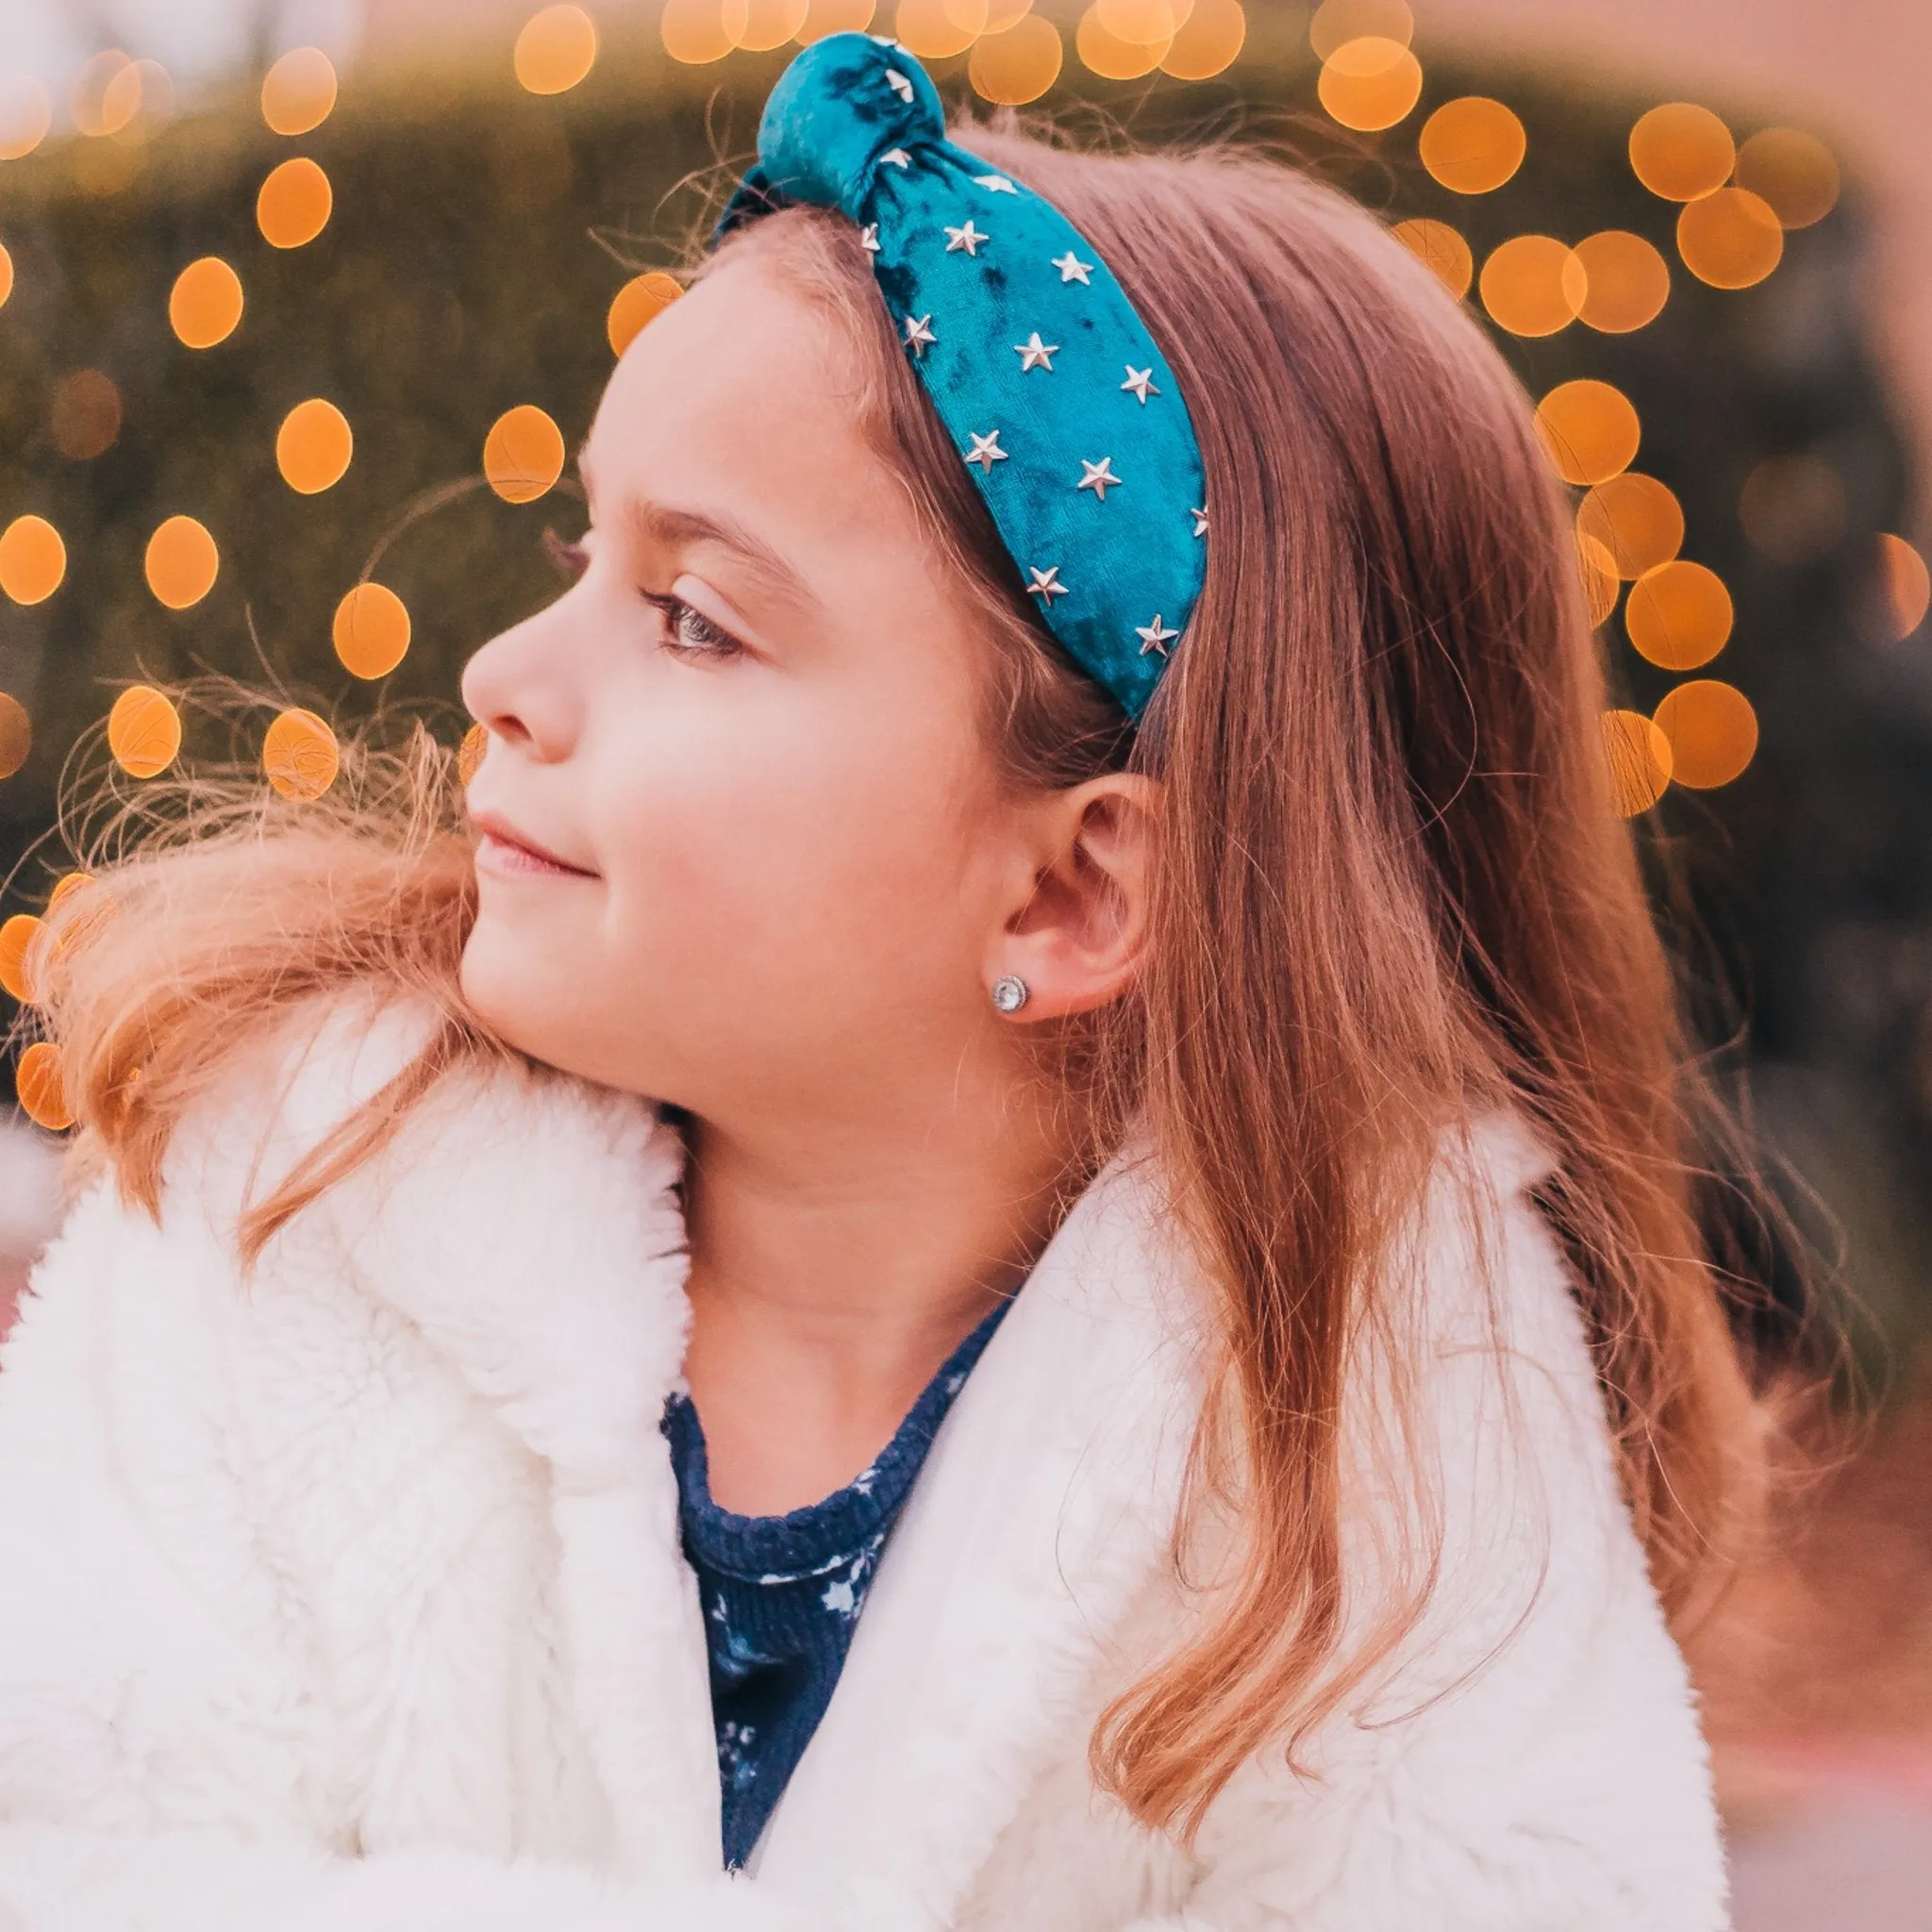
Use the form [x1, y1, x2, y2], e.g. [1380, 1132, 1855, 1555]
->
[0, 32, 1762, 1931]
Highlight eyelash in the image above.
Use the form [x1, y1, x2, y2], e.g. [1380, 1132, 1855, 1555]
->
[541, 529, 745, 661]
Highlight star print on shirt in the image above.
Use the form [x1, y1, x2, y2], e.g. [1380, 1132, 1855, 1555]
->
[1190, 507, 1209, 537]
[1014, 331, 1058, 373]
[1137, 615, 1179, 656]
[903, 312, 936, 357]
[1027, 565, 1069, 604]
[859, 223, 880, 255]
[944, 220, 989, 256]
[1077, 457, 1123, 501]
[1053, 251, 1093, 284]
[880, 147, 911, 168]
[885, 68, 914, 102]
[964, 430, 1008, 471]
[1122, 365, 1159, 404]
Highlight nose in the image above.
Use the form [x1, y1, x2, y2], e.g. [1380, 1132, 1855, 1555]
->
[460, 601, 581, 764]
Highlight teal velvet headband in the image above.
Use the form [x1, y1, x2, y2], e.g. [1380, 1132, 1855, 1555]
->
[716, 32, 1208, 724]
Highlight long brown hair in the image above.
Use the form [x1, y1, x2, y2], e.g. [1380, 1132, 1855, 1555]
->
[27, 116, 1772, 1841]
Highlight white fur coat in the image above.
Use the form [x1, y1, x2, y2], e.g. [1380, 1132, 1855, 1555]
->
[0, 989, 1730, 1930]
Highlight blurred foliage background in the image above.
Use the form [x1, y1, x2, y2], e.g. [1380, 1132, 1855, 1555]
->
[0, 0, 1928, 1377]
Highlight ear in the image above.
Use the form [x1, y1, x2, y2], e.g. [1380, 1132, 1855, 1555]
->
[987, 773, 1162, 1022]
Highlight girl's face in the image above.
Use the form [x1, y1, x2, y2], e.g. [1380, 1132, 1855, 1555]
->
[458, 252, 1045, 1122]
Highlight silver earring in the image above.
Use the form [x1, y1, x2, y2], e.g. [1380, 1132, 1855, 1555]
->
[991, 974, 1030, 1014]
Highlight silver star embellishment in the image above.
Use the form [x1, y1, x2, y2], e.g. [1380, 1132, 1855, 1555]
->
[859, 223, 880, 255]
[1027, 565, 1069, 605]
[944, 220, 989, 257]
[974, 173, 1019, 193]
[903, 312, 936, 358]
[886, 68, 914, 102]
[1014, 331, 1058, 373]
[964, 430, 1008, 472]
[1137, 614, 1179, 657]
[1122, 365, 1159, 404]
[1189, 506, 1208, 537]
[881, 147, 911, 169]
[1077, 457, 1123, 501]
[1052, 251, 1093, 284]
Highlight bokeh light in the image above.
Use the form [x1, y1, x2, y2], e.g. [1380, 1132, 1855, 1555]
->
[0, 695, 30, 781]
[515, 6, 600, 94]
[16, 1042, 72, 1131]
[1317, 38, 1424, 132]
[1160, 0, 1242, 78]
[1308, 0, 1411, 59]
[144, 515, 220, 609]
[662, 0, 738, 62]
[608, 271, 686, 357]
[1479, 235, 1586, 337]
[1573, 230, 1670, 333]
[0, 243, 12, 310]
[1677, 186, 1783, 289]
[729, 0, 814, 50]
[261, 48, 338, 136]
[100, 59, 176, 141]
[1740, 453, 1845, 562]
[796, 0, 879, 35]
[902, 0, 990, 60]
[0, 77, 53, 160]
[333, 583, 412, 678]
[1577, 473, 1685, 578]
[1419, 97, 1525, 194]
[1877, 534, 1931, 641]
[169, 257, 244, 348]
[108, 685, 181, 778]
[970, 15, 1064, 102]
[1535, 378, 1641, 487]
[50, 370, 122, 460]
[277, 399, 354, 493]
[0, 917, 38, 1002]
[1624, 559, 1733, 670]
[1735, 126, 1840, 229]
[258, 158, 333, 249]
[1602, 708, 1674, 816]
[1628, 102, 1735, 202]
[70, 51, 131, 139]
[263, 708, 341, 800]
[1577, 532, 1621, 628]
[1654, 678, 1757, 788]
[1077, 3, 1168, 78]
[485, 405, 567, 503]
[1391, 218, 1473, 300]
[0, 517, 66, 606]
[458, 724, 491, 786]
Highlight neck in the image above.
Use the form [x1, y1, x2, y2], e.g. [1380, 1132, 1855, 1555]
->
[677, 1074, 1082, 1515]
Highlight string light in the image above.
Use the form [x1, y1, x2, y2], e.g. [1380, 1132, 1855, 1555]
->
[608, 272, 686, 357]
[1654, 679, 1757, 788]
[663, 0, 738, 62]
[515, 6, 600, 94]
[1391, 218, 1474, 300]
[0, 696, 29, 782]
[1479, 235, 1587, 337]
[1573, 230, 1670, 332]
[1535, 379, 1641, 488]
[970, 14, 1064, 101]
[1877, 535, 1931, 641]
[50, 370, 122, 460]
[1602, 708, 1673, 816]
[333, 584, 412, 678]
[1735, 127, 1840, 228]
[258, 158, 333, 249]
[730, 0, 814, 49]
[1624, 559, 1733, 670]
[15, 1042, 72, 1131]
[107, 685, 182, 778]
[0, 77, 52, 160]
[0, 518, 65, 606]
[1419, 97, 1525, 194]
[1159, 0, 1242, 78]
[263, 708, 341, 800]
[261, 48, 338, 136]
[1677, 186, 1783, 289]
[1317, 38, 1424, 132]
[484, 406, 567, 503]
[276, 399, 354, 493]
[1577, 473, 1685, 578]
[144, 516, 220, 609]
[1628, 102, 1734, 201]
[169, 257, 244, 348]
[795, 0, 879, 39]
[902, 0, 990, 60]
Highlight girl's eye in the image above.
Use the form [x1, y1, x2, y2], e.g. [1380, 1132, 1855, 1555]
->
[644, 592, 744, 661]
[541, 528, 591, 580]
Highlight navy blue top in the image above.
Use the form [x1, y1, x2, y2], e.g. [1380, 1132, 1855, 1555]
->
[660, 1294, 1015, 1870]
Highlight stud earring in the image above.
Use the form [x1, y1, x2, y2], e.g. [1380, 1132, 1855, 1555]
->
[990, 974, 1030, 1014]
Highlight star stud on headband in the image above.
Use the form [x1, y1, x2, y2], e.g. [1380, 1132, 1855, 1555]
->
[1014, 331, 1058, 373]
[1053, 251, 1094, 285]
[965, 430, 1008, 472]
[1122, 366, 1160, 404]
[974, 174, 1018, 193]
[1077, 458, 1123, 501]
[904, 312, 937, 357]
[1028, 565, 1070, 605]
[945, 220, 989, 256]
[860, 223, 880, 254]
[886, 68, 915, 101]
[1190, 507, 1209, 537]
[1136, 615, 1179, 657]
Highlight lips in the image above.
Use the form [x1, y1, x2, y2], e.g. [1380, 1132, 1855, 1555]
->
[470, 809, 596, 878]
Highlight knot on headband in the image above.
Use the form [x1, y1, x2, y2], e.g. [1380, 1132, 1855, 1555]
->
[716, 32, 1208, 724]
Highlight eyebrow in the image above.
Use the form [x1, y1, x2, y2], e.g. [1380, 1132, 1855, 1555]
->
[576, 442, 818, 614]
